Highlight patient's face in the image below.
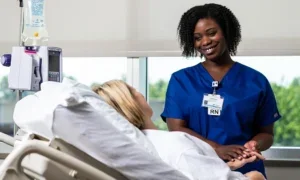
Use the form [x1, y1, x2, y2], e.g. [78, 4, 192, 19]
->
[131, 87, 153, 118]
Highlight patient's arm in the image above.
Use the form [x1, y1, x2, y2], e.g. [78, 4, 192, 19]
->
[176, 148, 249, 179]
[245, 171, 265, 180]
[227, 152, 265, 170]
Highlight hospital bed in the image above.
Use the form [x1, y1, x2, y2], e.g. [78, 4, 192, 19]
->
[0, 79, 190, 180]
[0, 131, 128, 180]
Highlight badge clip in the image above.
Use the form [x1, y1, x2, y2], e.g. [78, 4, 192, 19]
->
[212, 81, 218, 95]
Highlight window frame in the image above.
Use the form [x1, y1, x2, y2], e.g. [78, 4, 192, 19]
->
[126, 57, 148, 99]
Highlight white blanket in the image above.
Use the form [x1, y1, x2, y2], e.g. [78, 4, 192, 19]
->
[52, 103, 189, 180]
[143, 130, 249, 180]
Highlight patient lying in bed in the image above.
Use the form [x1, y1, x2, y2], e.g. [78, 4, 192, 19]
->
[93, 80, 265, 180]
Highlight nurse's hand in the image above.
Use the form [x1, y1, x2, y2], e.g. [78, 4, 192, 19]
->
[215, 145, 246, 161]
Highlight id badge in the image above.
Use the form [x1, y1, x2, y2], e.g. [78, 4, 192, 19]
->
[202, 94, 224, 109]
[208, 107, 221, 116]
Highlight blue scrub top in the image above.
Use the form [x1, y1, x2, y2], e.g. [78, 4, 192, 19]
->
[161, 62, 281, 177]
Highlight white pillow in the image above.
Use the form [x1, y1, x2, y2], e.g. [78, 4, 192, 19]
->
[13, 81, 82, 139]
[13, 92, 52, 138]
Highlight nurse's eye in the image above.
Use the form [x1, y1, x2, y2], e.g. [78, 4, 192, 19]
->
[194, 36, 202, 41]
[207, 31, 217, 36]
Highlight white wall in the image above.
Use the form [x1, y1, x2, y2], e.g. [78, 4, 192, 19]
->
[1, 0, 299, 56]
[0, 0, 130, 57]
[134, 0, 300, 56]
[266, 166, 300, 180]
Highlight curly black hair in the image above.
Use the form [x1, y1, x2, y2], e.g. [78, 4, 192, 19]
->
[177, 3, 241, 57]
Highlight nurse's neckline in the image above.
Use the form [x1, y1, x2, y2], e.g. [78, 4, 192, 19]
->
[199, 61, 239, 83]
[201, 59, 236, 68]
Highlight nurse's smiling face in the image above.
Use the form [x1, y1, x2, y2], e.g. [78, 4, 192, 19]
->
[193, 18, 227, 61]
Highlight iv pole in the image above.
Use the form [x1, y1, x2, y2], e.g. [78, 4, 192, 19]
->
[18, 0, 24, 48]
[14, 0, 25, 135]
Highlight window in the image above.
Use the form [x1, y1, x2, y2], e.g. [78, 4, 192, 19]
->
[63, 57, 127, 87]
[148, 57, 199, 130]
[0, 64, 16, 155]
[0, 65, 16, 137]
[233, 56, 300, 147]
[148, 56, 300, 147]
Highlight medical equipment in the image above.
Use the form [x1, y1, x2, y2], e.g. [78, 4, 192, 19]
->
[22, 0, 49, 46]
[1, 46, 62, 91]
[1, 0, 62, 92]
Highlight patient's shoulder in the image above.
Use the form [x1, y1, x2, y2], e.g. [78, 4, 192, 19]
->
[143, 130, 198, 151]
[143, 130, 197, 163]
[170, 131, 218, 156]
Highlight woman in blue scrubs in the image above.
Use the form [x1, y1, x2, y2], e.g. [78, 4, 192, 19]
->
[161, 3, 281, 178]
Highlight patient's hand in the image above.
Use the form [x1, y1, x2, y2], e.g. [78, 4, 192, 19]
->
[236, 148, 265, 161]
[227, 152, 265, 170]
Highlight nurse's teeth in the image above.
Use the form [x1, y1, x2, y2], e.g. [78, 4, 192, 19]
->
[206, 48, 213, 53]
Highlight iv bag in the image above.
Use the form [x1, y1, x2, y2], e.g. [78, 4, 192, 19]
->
[22, 0, 49, 46]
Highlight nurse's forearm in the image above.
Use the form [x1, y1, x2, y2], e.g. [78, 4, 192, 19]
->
[251, 133, 273, 151]
[176, 127, 219, 149]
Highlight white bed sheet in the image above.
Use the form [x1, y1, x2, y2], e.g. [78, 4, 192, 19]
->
[143, 130, 249, 180]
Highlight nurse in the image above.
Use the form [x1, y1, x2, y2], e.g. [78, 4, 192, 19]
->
[161, 3, 281, 178]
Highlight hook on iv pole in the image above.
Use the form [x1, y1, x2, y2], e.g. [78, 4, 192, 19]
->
[18, 0, 25, 46]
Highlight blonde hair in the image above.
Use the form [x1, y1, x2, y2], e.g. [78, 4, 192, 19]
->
[92, 80, 146, 129]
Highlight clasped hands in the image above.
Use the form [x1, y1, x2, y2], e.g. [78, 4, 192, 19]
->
[215, 140, 266, 170]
